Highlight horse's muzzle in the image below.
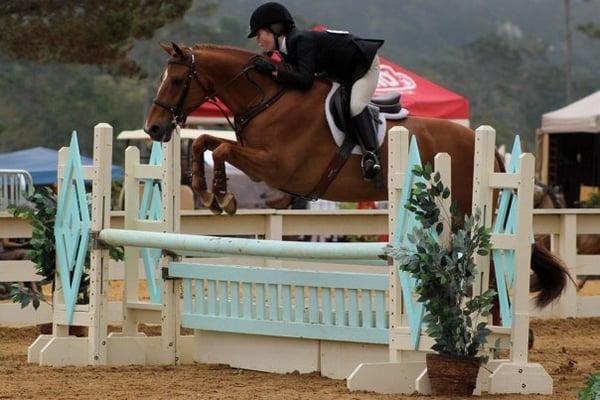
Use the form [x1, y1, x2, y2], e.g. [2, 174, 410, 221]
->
[144, 122, 174, 143]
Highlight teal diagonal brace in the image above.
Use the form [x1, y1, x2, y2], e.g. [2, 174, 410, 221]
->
[394, 136, 428, 349]
[139, 183, 164, 303]
[139, 141, 164, 303]
[54, 131, 91, 325]
[491, 135, 523, 327]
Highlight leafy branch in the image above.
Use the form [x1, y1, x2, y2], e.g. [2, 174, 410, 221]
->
[8, 187, 123, 309]
[386, 164, 496, 361]
[578, 371, 600, 400]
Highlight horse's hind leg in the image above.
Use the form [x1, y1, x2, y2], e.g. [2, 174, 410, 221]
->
[191, 135, 236, 214]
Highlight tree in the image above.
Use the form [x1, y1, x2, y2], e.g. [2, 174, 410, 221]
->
[577, 0, 600, 39]
[578, 22, 600, 39]
[0, 0, 196, 78]
[421, 33, 566, 148]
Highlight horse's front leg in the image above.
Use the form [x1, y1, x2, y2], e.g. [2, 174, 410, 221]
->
[211, 142, 276, 215]
[191, 134, 236, 214]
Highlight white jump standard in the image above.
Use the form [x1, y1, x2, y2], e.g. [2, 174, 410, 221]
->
[28, 123, 552, 395]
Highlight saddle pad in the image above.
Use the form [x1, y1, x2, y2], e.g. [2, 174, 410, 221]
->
[324, 82, 409, 155]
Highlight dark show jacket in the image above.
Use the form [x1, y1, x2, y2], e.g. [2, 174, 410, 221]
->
[276, 28, 384, 90]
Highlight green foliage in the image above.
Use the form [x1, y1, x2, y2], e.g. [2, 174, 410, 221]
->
[8, 187, 123, 309]
[581, 192, 600, 208]
[578, 22, 600, 39]
[0, 0, 227, 159]
[0, 0, 195, 78]
[386, 164, 495, 361]
[8, 188, 58, 309]
[2, 0, 600, 167]
[578, 371, 600, 400]
[8, 188, 58, 283]
[0, 58, 145, 159]
[421, 32, 569, 149]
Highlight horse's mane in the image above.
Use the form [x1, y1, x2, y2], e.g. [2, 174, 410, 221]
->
[192, 43, 257, 59]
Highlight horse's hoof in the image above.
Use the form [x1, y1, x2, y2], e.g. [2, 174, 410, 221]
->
[199, 191, 222, 214]
[218, 193, 238, 215]
[199, 191, 215, 208]
[206, 196, 222, 215]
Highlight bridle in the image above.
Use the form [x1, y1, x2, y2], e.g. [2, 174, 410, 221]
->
[153, 51, 249, 129]
[152, 50, 286, 140]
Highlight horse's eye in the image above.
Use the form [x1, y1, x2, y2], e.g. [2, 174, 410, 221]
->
[172, 78, 183, 86]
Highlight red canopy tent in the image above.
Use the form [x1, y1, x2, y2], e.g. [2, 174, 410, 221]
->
[188, 28, 469, 124]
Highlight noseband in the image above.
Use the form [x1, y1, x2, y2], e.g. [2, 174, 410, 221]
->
[152, 53, 202, 126]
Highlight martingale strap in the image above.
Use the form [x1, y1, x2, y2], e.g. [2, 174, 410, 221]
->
[307, 135, 356, 200]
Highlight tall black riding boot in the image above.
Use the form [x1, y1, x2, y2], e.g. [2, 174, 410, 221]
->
[351, 107, 381, 180]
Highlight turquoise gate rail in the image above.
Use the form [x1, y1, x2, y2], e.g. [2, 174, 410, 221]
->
[171, 262, 389, 344]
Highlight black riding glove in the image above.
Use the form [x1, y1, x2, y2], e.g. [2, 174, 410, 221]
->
[253, 58, 276, 75]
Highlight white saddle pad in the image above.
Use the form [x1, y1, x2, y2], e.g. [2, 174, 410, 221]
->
[324, 82, 409, 155]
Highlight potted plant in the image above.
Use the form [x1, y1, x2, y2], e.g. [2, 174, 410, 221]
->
[8, 187, 122, 335]
[386, 164, 496, 396]
[578, 371, 600, 400]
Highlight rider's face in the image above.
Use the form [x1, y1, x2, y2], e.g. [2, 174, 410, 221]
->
[256, 28, 276, 51]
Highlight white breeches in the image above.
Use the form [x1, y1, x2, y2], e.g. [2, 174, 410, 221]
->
[350, 55, 380, 116]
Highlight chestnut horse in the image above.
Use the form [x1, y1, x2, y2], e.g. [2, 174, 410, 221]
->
[144, 43, 569, 309]
[534, 182, 599, 289]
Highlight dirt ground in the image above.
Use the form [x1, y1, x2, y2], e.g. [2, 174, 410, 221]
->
[0, 316, 597, 399]
[1, 280, 599, 399]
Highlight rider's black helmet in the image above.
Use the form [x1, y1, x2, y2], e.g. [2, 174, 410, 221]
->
[248, 2, 295, 38]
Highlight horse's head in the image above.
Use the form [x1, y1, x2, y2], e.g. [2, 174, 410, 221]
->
[534, 181, 567, 208]
[144, 43, 210, 142]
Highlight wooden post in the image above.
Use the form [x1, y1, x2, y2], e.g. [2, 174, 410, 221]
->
[488, 153, 553, 395]
[88, 123, 113, 364]
[558, 214, 577, 317]
[387, 126, 408, 363]
[471, 126, 496, 298]
[122, 146, 141, 336]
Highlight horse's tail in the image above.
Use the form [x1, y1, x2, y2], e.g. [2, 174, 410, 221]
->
[495, 148, 573, 307]
[530, 243, 574, 307]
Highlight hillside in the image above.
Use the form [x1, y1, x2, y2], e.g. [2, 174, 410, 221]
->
[1, 0, 598, 156]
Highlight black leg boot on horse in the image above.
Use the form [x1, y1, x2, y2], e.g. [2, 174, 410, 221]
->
[351, 106, 382, 180]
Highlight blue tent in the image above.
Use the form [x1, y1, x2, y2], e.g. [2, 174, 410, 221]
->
[0, 147, 123, 185]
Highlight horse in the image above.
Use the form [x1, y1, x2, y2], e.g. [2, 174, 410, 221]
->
[143, 42, 570, 310]
[534, 181, 599, 289]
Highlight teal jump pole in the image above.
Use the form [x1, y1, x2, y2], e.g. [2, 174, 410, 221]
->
[99, 229, 386, 261]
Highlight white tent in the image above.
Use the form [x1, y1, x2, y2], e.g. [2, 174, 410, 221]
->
[541, 91, 600, 134]
[536, 91, 600, 205]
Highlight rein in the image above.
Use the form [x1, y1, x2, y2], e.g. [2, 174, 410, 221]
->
[153, 51, 286, 143]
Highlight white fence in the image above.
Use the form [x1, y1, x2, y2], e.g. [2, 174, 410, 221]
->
[1, 208, 599, 325]
[0, 170, 33, 212]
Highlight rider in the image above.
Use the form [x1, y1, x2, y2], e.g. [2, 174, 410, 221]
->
[248, 2, 384, 180]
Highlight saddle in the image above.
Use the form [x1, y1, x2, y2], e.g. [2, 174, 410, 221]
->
[328, 85, 402, 137]
[306, 85, 405, 200]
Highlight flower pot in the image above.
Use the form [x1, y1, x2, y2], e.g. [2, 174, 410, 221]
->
[426, 352, 481, 396]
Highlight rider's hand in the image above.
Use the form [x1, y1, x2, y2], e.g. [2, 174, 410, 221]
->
[253, 58, 277, 75]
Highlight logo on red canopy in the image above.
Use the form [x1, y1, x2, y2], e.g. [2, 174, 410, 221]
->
[376, 62, 416, 95]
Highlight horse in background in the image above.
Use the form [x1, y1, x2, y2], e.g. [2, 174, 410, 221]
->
[534, 181, 600, 289]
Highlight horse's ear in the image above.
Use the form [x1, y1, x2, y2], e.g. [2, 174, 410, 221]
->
[160, 43, 173, 56]
[171, 42, 185, 58]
